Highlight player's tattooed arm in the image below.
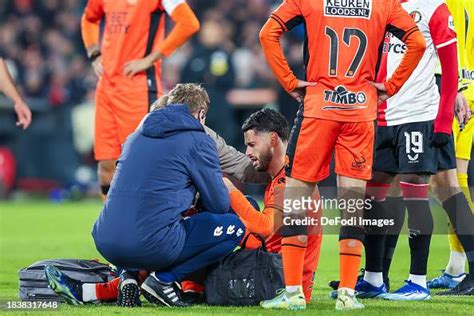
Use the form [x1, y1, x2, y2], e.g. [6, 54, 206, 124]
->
[383, 1, 426, 97]
[455, 92, 472, 130]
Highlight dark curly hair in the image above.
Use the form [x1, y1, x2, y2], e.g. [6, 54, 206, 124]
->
[241, 108, 289, 141]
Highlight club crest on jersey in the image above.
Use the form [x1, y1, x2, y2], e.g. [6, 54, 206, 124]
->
[410, 11, 422, 23]
[324, 0, 372, 19]
[323, 85, 367, 110]
[448, 15, 455, 31]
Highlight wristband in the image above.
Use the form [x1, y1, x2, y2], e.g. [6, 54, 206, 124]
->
[89, 51, 101, 63]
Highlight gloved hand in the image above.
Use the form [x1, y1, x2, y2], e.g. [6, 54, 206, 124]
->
[431, 132, 451, 148]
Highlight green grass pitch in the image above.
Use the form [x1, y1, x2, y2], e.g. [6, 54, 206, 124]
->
[1, 200, 473, 315]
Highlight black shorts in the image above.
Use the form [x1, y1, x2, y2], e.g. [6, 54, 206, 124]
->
[374, 120, 456, 174]
[437, 133, 456, 171]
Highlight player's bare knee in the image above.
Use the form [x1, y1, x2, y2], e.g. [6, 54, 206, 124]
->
[456, 158, 469, 174]
[431, 170, 462, 202]
[371, 171, 394, 185]
[388, 179, 402, 197]
[297, 235, 308, 244]
[399, 173, 429, 185]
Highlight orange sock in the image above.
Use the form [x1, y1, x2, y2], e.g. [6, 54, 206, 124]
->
[95, 277, 120, 301]
[302, 233, 323, 302]
[181, 280, 204, 294]
[339, 239, 363, 290]
[281, 236, 307, 286]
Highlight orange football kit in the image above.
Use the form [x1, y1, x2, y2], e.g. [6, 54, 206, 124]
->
[260, 0, 426, 300]
[260, 0, 426, 182]
[89, 168, 322, 303]
[229, 168, 322, 302]
[82, 0, 199, 160]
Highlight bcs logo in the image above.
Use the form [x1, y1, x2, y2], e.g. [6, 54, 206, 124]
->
[323, 85, 367, 110]
[383, 42, 407, 54]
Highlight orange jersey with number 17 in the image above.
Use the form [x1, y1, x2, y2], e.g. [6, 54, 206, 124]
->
[262, 0, 425, 122]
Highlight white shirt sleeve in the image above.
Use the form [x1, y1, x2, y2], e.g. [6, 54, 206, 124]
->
[162, 0, 185, 15]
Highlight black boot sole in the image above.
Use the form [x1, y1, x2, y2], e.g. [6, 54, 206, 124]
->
[117, 283, 142, 307]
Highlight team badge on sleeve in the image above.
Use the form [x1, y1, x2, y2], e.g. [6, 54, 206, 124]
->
[448, 15, 455, 31]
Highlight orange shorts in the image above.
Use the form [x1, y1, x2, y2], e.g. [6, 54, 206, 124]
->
[286, 117, 374, 182]
[94, 83, 151, 161]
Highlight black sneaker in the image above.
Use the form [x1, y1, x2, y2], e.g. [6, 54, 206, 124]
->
[437, 274, 474, 296]
[141, 273, 189, 307]
[44, 265, 83, 305]
[117, 271, 141, 307]
[181, 291, 204, 305]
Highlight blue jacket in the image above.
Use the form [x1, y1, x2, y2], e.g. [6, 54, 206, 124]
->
[92, 104, 229, 269]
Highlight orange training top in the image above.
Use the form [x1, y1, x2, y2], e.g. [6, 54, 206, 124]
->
[260, 0, 426, 122]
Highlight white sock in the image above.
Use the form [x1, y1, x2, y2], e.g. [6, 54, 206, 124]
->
[82, 283, 97, 302]
[408, 274, 427, 289]
[363, 271, 383, 287]
[445, 251, 466, 276]
[338, 287, 355, 296]
[286, 285, 302, 293]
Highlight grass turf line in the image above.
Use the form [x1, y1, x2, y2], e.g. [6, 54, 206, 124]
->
[0, 200, 473, 315]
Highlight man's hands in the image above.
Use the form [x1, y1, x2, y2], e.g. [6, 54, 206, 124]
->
[123, 56, 154, 77]
[370, 82, 390, 105]
[92, 55, 104, 77]
[223, 177, 237, 193]
[455, 92, 471, 130]
[123, 51, 164, 78]
[14, 99, 32, 130]
[89, 51, 163, 78]
[289, 80, 316, 103]
[87, 46, 103, 77]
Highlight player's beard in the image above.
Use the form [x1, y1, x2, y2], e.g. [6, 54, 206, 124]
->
[256, 148, 273, 172]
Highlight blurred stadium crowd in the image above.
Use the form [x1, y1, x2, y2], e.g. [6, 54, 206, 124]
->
[0, 0, 305, 193]
[0, 0, 472, 195]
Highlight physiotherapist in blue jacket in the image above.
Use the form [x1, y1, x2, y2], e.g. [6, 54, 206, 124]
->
[92, 83, 245, 307]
